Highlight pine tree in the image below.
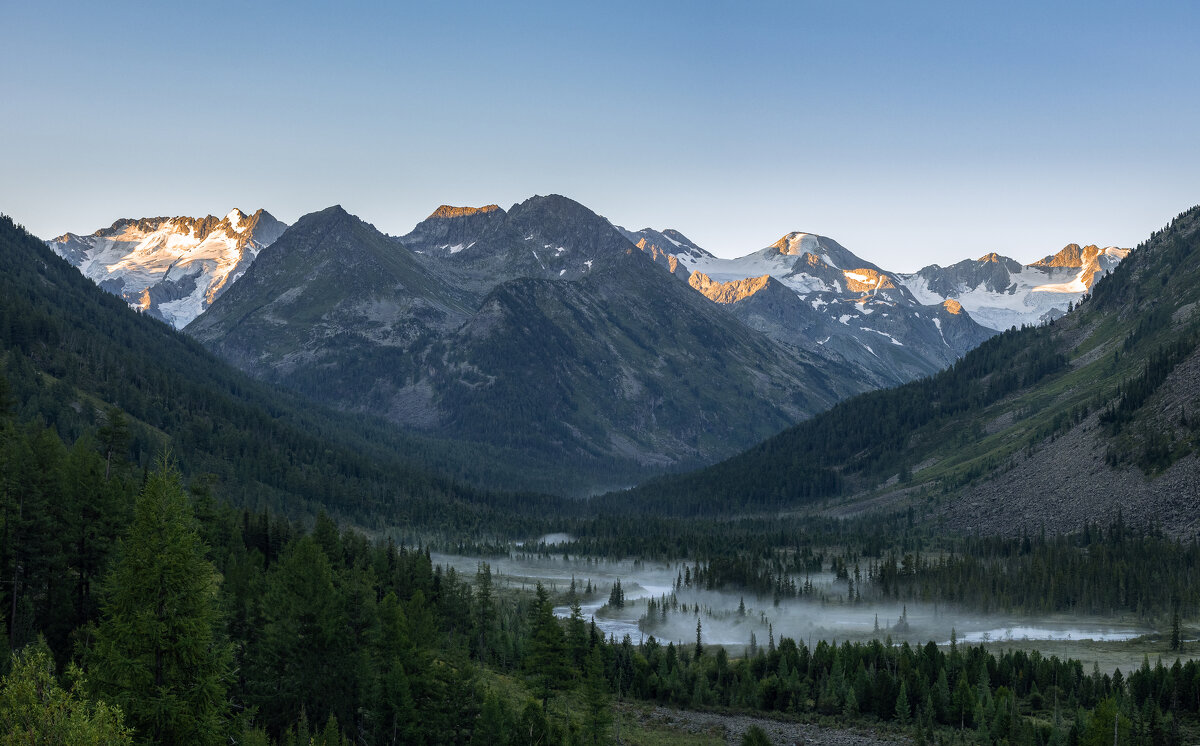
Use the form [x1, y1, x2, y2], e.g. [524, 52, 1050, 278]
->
[474, 562, 495, 664]
[896, 680, 912, 725]
[1170, 606, 1182, 651]
[89, 458, 231, 745]
[567, 599, 589, 668]
[524, 583, 574, 704]
[95, 406, 129, 482]
[247, 535, 351, 735]
[375, 592, 415, 744]
[582, 645, 612, 746]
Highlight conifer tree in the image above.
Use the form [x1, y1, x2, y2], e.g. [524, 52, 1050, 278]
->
[89, 458, 231, 745]
[474, 562, 495, 664]
[896, 680, 912, 725]
[247, 535, 350, 735]
[524, 583, 573, 704]
[582, 645, 612, 746]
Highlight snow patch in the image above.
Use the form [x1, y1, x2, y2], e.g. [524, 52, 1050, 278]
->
[866, 328, 904, 346]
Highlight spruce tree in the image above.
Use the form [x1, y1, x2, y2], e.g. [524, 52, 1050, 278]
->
[89, 458, 231, 744]
[896, 679, 912, 725]
[524, 583, 573, 704]
[582, 645, 612, 746]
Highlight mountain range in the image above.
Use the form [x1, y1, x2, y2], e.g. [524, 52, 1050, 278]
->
[608, 207, 1200, 538]
[7, 196, 1197, 535]
[44, 196, 1129, 494]
[187, 197, 863, 493]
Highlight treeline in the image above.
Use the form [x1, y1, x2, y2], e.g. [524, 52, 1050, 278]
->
[558, 514, 1200, 621]
[620, 631, 1197, 746]
[879, 521, 1200, 619]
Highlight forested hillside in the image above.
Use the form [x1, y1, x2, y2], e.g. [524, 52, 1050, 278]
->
[612, 207, 1200, 531]
[0, 214, 569, 533]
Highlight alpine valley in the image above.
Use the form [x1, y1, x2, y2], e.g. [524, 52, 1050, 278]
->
[10, 4, 1200, 744]
[48, 195, 1128, 495]
[4, 200, 1200, 746]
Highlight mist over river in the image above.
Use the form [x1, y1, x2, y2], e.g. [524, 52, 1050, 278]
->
[431, 547, 1148, 654]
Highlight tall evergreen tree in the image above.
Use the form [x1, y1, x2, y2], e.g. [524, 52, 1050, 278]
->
[247, 535, 350, 736]
[582, 645, 611, 746]
[89, 458, 231, 745]
[524, 583, 573, 704]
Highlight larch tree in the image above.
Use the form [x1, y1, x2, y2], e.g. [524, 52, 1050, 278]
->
[89, 457, 231, 744]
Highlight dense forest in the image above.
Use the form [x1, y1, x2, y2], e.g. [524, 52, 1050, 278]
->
[1, 407, 1198, 744]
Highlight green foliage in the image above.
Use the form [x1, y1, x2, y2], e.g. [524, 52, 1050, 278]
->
[582, 645, 612, 746]
[0, 641, 132, 745]
[524, 583, 575, 702]
[88, 458, 232, 745]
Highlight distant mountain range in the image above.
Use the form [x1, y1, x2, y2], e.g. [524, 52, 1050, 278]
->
[606, 207, 1200, 538]
[42, 196, 1129, 493]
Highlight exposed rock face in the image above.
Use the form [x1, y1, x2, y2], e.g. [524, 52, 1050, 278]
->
[46, 208, 286, 328]
[688, 272, 774, 304]
[618, 227, 712, 278]
[399, 204, 507, 259]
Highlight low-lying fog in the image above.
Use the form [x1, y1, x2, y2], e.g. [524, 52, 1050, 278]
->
[433, 544, 1149, 652]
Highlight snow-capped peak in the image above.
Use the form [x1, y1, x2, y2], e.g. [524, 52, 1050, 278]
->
[226, 208, 246, 232]
[46, 209, 287, 329]
[771, 232, 822, 257]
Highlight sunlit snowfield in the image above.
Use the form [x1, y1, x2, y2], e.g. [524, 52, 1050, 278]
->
[432, 538, 1147, 655]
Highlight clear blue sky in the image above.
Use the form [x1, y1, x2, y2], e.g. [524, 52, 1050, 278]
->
[3, 1, 1197, 270]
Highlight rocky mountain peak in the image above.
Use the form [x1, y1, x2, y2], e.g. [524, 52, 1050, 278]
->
[427, 204, 502, 220]
[1032, 243, 1091, 268]
[770, 232, 821, 256]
